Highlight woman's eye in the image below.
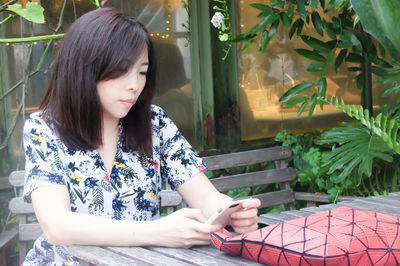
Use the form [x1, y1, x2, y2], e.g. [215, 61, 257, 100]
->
[140, 71, 147, 76]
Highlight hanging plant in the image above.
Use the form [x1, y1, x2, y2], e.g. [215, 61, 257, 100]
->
[210, 0, 233, 60]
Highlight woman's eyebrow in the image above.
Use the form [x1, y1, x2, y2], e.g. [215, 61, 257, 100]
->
[142, 62, 149, 66]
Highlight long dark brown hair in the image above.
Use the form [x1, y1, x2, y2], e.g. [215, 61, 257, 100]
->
[40, 8, 156, 155]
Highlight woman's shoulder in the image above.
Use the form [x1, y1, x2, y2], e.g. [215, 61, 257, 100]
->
[150, 104, 169, 121]
[24, 111, 56, 137]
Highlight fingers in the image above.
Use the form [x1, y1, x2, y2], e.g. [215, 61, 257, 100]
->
[230, 203, 259, 234]
[232, 222, 258, 234]
[175, 208, 222, 233]
[241, 198, 261, 209]
[176, 208, 207, 223]
[231, 207, 258, 219]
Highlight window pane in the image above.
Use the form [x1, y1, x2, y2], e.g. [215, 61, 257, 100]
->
[236, 1, 372, 141]
[1, 0, 195, 174]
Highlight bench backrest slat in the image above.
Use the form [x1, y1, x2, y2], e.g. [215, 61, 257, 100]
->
[203, 146, 291, 170]
[210, 168, 296, 192]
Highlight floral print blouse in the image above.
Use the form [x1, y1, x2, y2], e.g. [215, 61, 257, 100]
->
[22, 105, 206, 266]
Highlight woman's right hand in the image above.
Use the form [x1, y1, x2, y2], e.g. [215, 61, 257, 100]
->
[153, 208, 222, 248]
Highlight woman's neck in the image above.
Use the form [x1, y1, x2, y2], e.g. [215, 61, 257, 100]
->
[101, 116, 120, 144]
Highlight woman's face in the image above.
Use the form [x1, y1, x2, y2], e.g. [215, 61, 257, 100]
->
[97, 48, 149, 123]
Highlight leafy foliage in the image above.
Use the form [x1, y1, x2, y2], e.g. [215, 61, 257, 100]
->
[6, 2, 45, 23]
[325, 96, 400, 154]
[351, 0, 400, 61]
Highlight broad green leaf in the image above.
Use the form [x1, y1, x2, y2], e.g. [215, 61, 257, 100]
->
[382, 83, 400, 97]
[289, 18, 300, 39]
[250, 3, 272, 12]
[320, 49, 336, 77]
[297, 100, 310, 117]
[310, 0, 319, 8]
[335, 49, 347, 71]
[311, 11, 324, 36]
[320, 0, 325, 9]
[284, 96, 309, 107]
[258, 30, 270, 54]
[296, 19, 305, 36]
[249, 14, 277, 35]
[322, 19, 336, 39]
[269, 20, 279, 38]
[242, 39, 256, 52]
[280, 12, 290, 28]
[371, 66, 387, 77]
[7, 2, 44, 23]
[295, 49, 326, 62]
[297, 0, 307, 21]
[347, 67, 361, 72]
[288, 6, 295, 20]
[280, 82, 314, 102]
[371, 56, 393, 68]
[345, 53, 364, 63]
[318, 77, 327, 108]
[341, 30, 362, 50]
[309, 93, 318, 119]
[232, 33, 255, 42]
[301, 35, 331, 53]
[380, 71, 400, 84]
[351, 0, 400, 61]
[307, 63, 322, 72]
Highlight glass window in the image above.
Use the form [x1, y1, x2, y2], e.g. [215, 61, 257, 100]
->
[1, 0, 194, 175]
[236, 1, 388, 141]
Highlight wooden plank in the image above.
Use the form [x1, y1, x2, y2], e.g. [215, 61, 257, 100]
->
[255, 190, 295, 209]
[257, 215, 283, 226]
[210, 168, 296, 192]
[19, 223, 42, 241]
[0, 230, 17, 248]
[192, 245, 260, 265]
[262, 212, 299, 222]
[294, 192, 360, 203]
[203, 146, 292, 170]
[339, 200, 400, 216]
[388, 192, 400, 197]
[9, 171, 25, 187]
[9, 197, 34, 214]
[69, 245, 151, 266]
[106, 246, 193, 266]
[280, 210, 313, 218]
[148, 246, 234, 265]
[300, 204, 339, 213]
[361, 196, 400, 207]
[160, 190, 182, 207]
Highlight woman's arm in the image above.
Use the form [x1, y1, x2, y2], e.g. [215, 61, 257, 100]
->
[31, 184, 220, 248]
[177, 172, 260, 233]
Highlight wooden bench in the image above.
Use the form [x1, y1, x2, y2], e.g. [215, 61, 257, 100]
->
[0, 146, 297, 264]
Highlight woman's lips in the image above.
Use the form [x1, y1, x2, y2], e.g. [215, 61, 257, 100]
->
[121, 99, 135, 108]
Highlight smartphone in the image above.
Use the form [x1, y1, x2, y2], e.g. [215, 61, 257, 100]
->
[206, 197, 252, 227]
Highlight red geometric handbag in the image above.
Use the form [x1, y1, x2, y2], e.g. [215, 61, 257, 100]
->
[211, 207, 400, 265]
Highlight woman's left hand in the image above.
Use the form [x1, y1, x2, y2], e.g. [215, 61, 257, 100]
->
[230, 198, 261, 234]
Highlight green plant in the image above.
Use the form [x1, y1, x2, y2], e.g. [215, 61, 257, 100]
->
[210, 0, 233, 60]
[216, 0, 400, 199]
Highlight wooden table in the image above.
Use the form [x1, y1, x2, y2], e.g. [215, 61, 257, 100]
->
[68, 192, 400, 265]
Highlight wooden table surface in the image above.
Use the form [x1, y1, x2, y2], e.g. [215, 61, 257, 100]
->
[69, 192, 400, 265]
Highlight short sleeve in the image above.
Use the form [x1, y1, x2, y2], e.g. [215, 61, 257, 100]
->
[156, 107, 207, 190]
[23, 113, 67, 203]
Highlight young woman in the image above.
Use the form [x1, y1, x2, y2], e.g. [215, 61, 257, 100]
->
[22, 8, 260, 265]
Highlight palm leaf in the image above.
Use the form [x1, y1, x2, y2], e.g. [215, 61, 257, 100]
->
[317, 124, 393, 184]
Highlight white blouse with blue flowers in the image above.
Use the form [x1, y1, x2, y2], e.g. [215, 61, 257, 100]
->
[22, 105, 206, 266]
